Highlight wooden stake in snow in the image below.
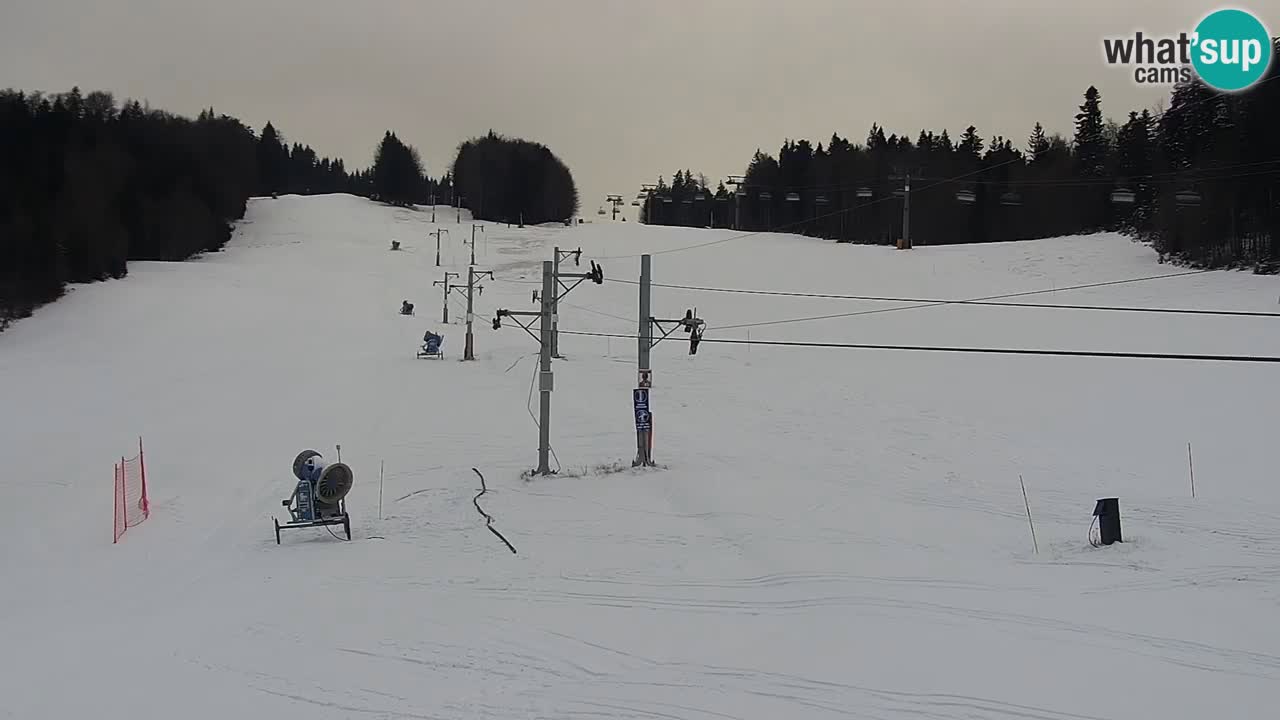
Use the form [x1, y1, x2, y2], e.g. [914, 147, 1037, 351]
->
[1188, 442, 1196, 498]
[1020, 475, 1039, 554]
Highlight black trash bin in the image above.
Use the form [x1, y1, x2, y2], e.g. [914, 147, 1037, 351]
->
[1093, 498, 1122, 545]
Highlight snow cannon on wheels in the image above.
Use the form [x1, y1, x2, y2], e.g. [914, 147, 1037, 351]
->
[417, 329, 444, 359]
[274, 450, 353, 544]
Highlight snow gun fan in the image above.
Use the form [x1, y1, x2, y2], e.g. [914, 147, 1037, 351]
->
[417, 331, 444, 359]
[274, 449, 353, 544]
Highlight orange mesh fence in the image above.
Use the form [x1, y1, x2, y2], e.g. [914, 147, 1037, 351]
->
[113, 438, 149, 543]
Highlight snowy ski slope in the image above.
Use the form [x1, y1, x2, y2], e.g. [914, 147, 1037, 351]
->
[3, 193, 1280, 719]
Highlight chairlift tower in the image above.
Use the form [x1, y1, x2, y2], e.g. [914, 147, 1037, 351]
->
[606, 194, 625, 221]
[726, 176, 746, 230]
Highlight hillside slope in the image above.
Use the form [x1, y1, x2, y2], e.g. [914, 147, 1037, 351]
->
[2, 194, 1279, 719]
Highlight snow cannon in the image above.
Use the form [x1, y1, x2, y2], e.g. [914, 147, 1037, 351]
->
[293, 450, 354, 505]
[274, 449, 353, 544]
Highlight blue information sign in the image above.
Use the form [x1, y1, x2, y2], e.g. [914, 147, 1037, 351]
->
[633, 388, 651, 430]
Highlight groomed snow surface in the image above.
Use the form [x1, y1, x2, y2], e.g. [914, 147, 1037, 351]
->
[3, 194, 1280, 719]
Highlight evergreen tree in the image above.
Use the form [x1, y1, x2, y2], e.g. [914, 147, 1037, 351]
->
[256, 122, 289, 195]
[450, 130, 578, 224]
[958, 125, 984, 164]
[1071, 86, 1113, 231]
[1026, 122, 1050, 163]
[1073, 86, 1107, 177]
[370, 131, 425, 206]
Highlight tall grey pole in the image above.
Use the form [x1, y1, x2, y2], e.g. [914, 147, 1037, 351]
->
[465, 268, 476, 360]
[635, 254, 653, 467]
[903, 172, 912, 249]
[551, 246, 562, 359]
[470, 224, 482, 266]
[435, 272, 456, 324]
[537, 260, 554, 475]
[638, 254, 651, 376]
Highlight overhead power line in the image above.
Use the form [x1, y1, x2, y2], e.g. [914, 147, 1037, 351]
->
[693, 269, 1216, 331]
[558, 329, 1280, 365]
[559, 300, 633, 325]
[605, 271, 1277, 319]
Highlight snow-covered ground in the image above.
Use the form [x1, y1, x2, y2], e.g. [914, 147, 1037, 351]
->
[3, 193, 1280, 719]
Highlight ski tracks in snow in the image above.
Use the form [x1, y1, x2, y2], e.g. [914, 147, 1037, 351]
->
[479, 628, 1123, 720]
[470, 568, 1280, 682]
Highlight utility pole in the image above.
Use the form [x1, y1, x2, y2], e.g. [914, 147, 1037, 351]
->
[491, 263, 555, 475]
[632, 253, 706, 468]
[464, 267, 493, 361]
[902, 172, 912, 250]
[430, 229, 449, 267]
[433, 272, 459, 323]
[536, 263, 553, 474]
[635, 255, 653, 467]
[494, 257, 603, 475]
[470, 224, 484, 266]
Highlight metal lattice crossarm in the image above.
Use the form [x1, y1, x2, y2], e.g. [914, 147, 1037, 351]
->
[650, 309, 706, 353]
[648, 318, 686, 346]
[554, 260, 603, 302]
[556, 247, 582, 266]
[493, 309, 543, 345]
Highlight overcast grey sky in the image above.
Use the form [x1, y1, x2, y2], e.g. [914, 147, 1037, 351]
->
[2, 1, 1273, 216]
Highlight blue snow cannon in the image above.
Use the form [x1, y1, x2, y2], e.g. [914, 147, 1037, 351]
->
[418, 330, 444, 359]
[274, 449, 354, 544]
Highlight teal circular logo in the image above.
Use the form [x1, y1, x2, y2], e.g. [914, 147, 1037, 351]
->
[1191, 9, 1273, 92]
